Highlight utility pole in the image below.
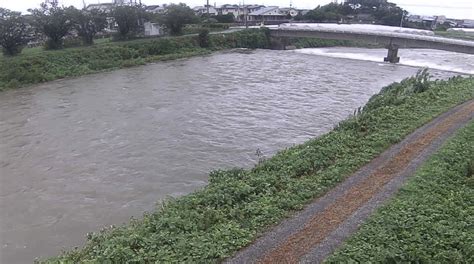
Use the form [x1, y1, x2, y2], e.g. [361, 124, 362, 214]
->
[243, 0, 248, 28]
[206, 0, 210, 21]
[399, 11, 405, 28]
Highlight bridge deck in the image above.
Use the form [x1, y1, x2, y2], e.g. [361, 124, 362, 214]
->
[270, 24, 474, 54]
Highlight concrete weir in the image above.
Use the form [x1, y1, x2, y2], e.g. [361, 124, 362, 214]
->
[270, 23, 474, 63]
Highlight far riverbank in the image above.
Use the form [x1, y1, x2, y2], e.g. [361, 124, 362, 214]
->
[0, 29, 357, 91]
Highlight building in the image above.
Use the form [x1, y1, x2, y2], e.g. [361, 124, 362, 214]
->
[247, 6, 295, 24]
[144, 22, 162, 36]
[218, 4, 240, 17]
[193, 5, 219, 16]
[145, 5, 166, 14]
[462, 19, 474, 28]
[85, 3, 115, 12]
[279, 7, 299, 18]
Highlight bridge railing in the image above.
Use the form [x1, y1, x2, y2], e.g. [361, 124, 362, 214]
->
[274, 24, 474, 48]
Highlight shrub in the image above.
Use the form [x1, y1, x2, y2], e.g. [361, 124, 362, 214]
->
[0, 8, 31, 56]
[198, 29, 210, 48]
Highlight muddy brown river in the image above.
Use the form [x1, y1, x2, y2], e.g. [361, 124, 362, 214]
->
[1, 48, 472, 263]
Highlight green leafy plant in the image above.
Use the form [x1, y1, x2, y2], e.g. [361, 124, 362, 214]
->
[198, 28, 210, 48]
[0, 29, 272, 90]
[29, 2, 74, 50]
[326, 121, 474, 263]
[42, 75, 474, 263]
[0, 8, 31, 56]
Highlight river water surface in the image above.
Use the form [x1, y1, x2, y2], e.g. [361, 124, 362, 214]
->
[1, 48, 472, 263]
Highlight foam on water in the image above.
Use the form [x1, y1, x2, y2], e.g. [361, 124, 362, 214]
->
[295, 48, 474, 75]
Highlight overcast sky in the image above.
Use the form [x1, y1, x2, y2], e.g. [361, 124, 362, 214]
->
[1, 0, 473, 19]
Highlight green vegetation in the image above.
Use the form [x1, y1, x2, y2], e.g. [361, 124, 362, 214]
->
[300, 0, 406, 27]
[288, 37, 378, 49]
[43, 73, 474, 263]
[0, 29, 270, 90]
[182, 23, 231, 35]
[436, 30, 474, 41]
[1, 28, 360, 91]
[326, 120, 474, 263]
[29, 3, 76, 50]
[156, 3, 198, 36]
[0, 8, 31, 56]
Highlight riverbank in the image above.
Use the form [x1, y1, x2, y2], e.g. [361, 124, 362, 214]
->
[436, 30, 474, 41]
[44, 72, 474, 263]
[326, 120, 474, 263]
[0, 29, 354, 91]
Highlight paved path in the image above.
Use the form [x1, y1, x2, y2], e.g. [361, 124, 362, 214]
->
[226, 99, 474, 264]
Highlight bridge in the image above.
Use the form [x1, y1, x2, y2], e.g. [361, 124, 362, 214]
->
[269, 24, 474, 63]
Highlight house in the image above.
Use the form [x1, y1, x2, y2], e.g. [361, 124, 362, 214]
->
[144, 22, 162, 36]
[235, 5, 266, 22]
[247, 6, 292, 23]
[279, 7, 299, 18]
[218, 4, 240, 17]
[462, 19, 474, 28]
[145, 5, 166, 14]
[212, 4, 254, 22]
[86, 0, 139, 11]
[407, 15, 423, 23]
[435, 15, 447, 24]
[193, 6, 219, 16]
[246, 5, 266, 13]
[85, 3, 115, 12]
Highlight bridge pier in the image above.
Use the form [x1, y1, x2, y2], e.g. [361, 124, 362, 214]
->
[270, 37, 287, 50]
[384, 44, 400, 63]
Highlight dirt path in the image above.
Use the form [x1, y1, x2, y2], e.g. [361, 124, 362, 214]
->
[226, 99, 474, 264]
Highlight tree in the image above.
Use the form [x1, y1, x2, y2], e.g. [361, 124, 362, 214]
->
[160, 4, 197, 35]
[69, 8, 107, 45]
[111, 5, 145, 40]
[211, 14, 234, 23]
[0, 8, 31, 56]
[304, 0, 408, 26]
[30, 3, 74, 49]
[305, 4, 343, 22]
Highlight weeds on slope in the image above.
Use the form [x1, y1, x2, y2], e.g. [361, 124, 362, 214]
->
[326, 121, 474, 263]
[44, 73, 473, 263]
[0, 29, 270, 91]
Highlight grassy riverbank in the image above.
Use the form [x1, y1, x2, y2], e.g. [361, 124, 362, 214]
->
[436, 30, 474, 41]
[326, 120, 474, 263]
[43, 73, 474, 263]
[0, 29, 269, 91]
[0, 28, 359, 91]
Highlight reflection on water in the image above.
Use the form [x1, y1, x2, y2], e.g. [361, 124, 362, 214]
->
[0, 48, 469, 263]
